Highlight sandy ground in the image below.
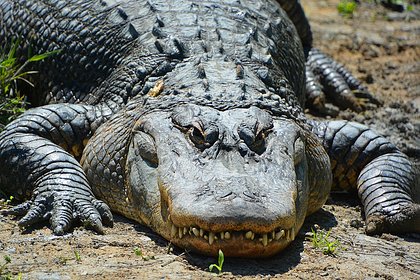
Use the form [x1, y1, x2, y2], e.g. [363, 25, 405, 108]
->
[1, 0, 419, 279]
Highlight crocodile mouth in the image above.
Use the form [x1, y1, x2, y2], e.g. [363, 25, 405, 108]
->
[158, 183, 298, 257]
[168, 218, 295, 245]
[165, 218, 296, 257]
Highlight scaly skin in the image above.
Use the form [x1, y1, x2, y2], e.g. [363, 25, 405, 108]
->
[0, 0, 418, 257]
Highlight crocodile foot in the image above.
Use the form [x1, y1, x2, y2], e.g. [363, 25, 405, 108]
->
[2, 189, 113, 235]
[305, 48, 382, 115]
[365, 202, 420, 235]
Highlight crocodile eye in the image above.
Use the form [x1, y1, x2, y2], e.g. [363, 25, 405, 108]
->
[188, 125, 219, 150]
[189, 126, 206, 147]
[252, 129, 272, 154]
[238, 127, 271, 155]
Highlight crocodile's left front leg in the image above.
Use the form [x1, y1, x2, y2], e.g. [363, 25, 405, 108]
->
[0, 104, 114, 234]
[311, 120, 419, 234]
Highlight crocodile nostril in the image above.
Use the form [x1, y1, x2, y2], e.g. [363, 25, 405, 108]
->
[243, 191, 258, 200]
[216, 191, 236, 201]
[220, 191, 234, 199]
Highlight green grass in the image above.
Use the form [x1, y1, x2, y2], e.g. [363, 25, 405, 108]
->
[0, 40, 60, 130]
[74, 250, 82, 263]
[307, 228, 341, 256]
[133, 247, 155, 261]
[337, 0, 358, 17]
[0, 256, 22, 280]
[0, 196, 13, 207]
[209, 249, 224, 274]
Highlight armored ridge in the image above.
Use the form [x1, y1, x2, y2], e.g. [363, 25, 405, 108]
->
[0, 0, 418, 257]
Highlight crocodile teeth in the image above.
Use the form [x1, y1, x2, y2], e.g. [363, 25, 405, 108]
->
[286, 229, 294, 241]
[262, 234, 268, 247]
[209, 232, 215, 245]
[171, 224, 177, 238]
[192, 227, 200, 237]
[275, 230, 285, 240]
[245, 231, 253, 239]
[169, 222, 292, 244]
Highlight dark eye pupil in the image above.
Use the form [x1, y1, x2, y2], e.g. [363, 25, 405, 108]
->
[192, 127, 203, 140]
[238, 128, 269, 155]
[188, 126, 219, 149]
[189, 127, 206, 147]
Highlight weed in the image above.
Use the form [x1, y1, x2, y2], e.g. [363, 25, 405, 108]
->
[133, 247, 155, 261]
[337, 0, 358, 17]
[307, 228, 341, 256]
[0, 256, 12, 275]
[74, 250, 81, 263]
[57, 256, 68, 266]
[0, 196, 14, 207]
[0, 40, 60, 129]
[133, 247, 142, 257]
[0, 255, 22, 280]
[209, 249, 224, 274]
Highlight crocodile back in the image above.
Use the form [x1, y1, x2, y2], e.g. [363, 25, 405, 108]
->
[0, 0, 306, 114]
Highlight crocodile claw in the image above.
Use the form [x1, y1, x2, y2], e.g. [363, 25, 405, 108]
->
[365, 203, 420, 235]
[3, 192, 113, 235]
[305, 48, 381, 115]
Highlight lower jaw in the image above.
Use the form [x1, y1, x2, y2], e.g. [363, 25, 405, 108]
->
[172, 235, 291, 257]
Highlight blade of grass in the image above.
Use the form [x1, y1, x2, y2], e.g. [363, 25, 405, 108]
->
[28, 49, 61, 62]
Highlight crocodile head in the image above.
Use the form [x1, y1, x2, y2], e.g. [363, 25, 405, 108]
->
[125, 103, 330, 257]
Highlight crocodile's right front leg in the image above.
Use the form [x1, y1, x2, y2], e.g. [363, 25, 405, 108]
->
[311, 120, 420, 234]
[0, 104, 114, 234]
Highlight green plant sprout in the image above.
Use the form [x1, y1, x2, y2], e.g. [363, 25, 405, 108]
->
[307, 228, 341, 256]
[337, 0, 358, 17]
[134, 247, 142, 256]
[74, 250, 81, 263]
[0, 256, 12, 276]
[209, 249, 224, 274]
[0, 196, 14, 207]
[133, 247, 155, 261]
[1, 255, 22, 280]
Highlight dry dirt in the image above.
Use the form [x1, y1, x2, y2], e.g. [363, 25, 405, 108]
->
[1, 0, 419, 279]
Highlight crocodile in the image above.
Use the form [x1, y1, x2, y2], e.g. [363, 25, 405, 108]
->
[0, 0, 419, 257]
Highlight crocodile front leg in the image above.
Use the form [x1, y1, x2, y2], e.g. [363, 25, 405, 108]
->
[306, 49, 381, 114]
[276, 0, 381, 115]
[311, 120, 420, 234]
[0, 104, 114, 234]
